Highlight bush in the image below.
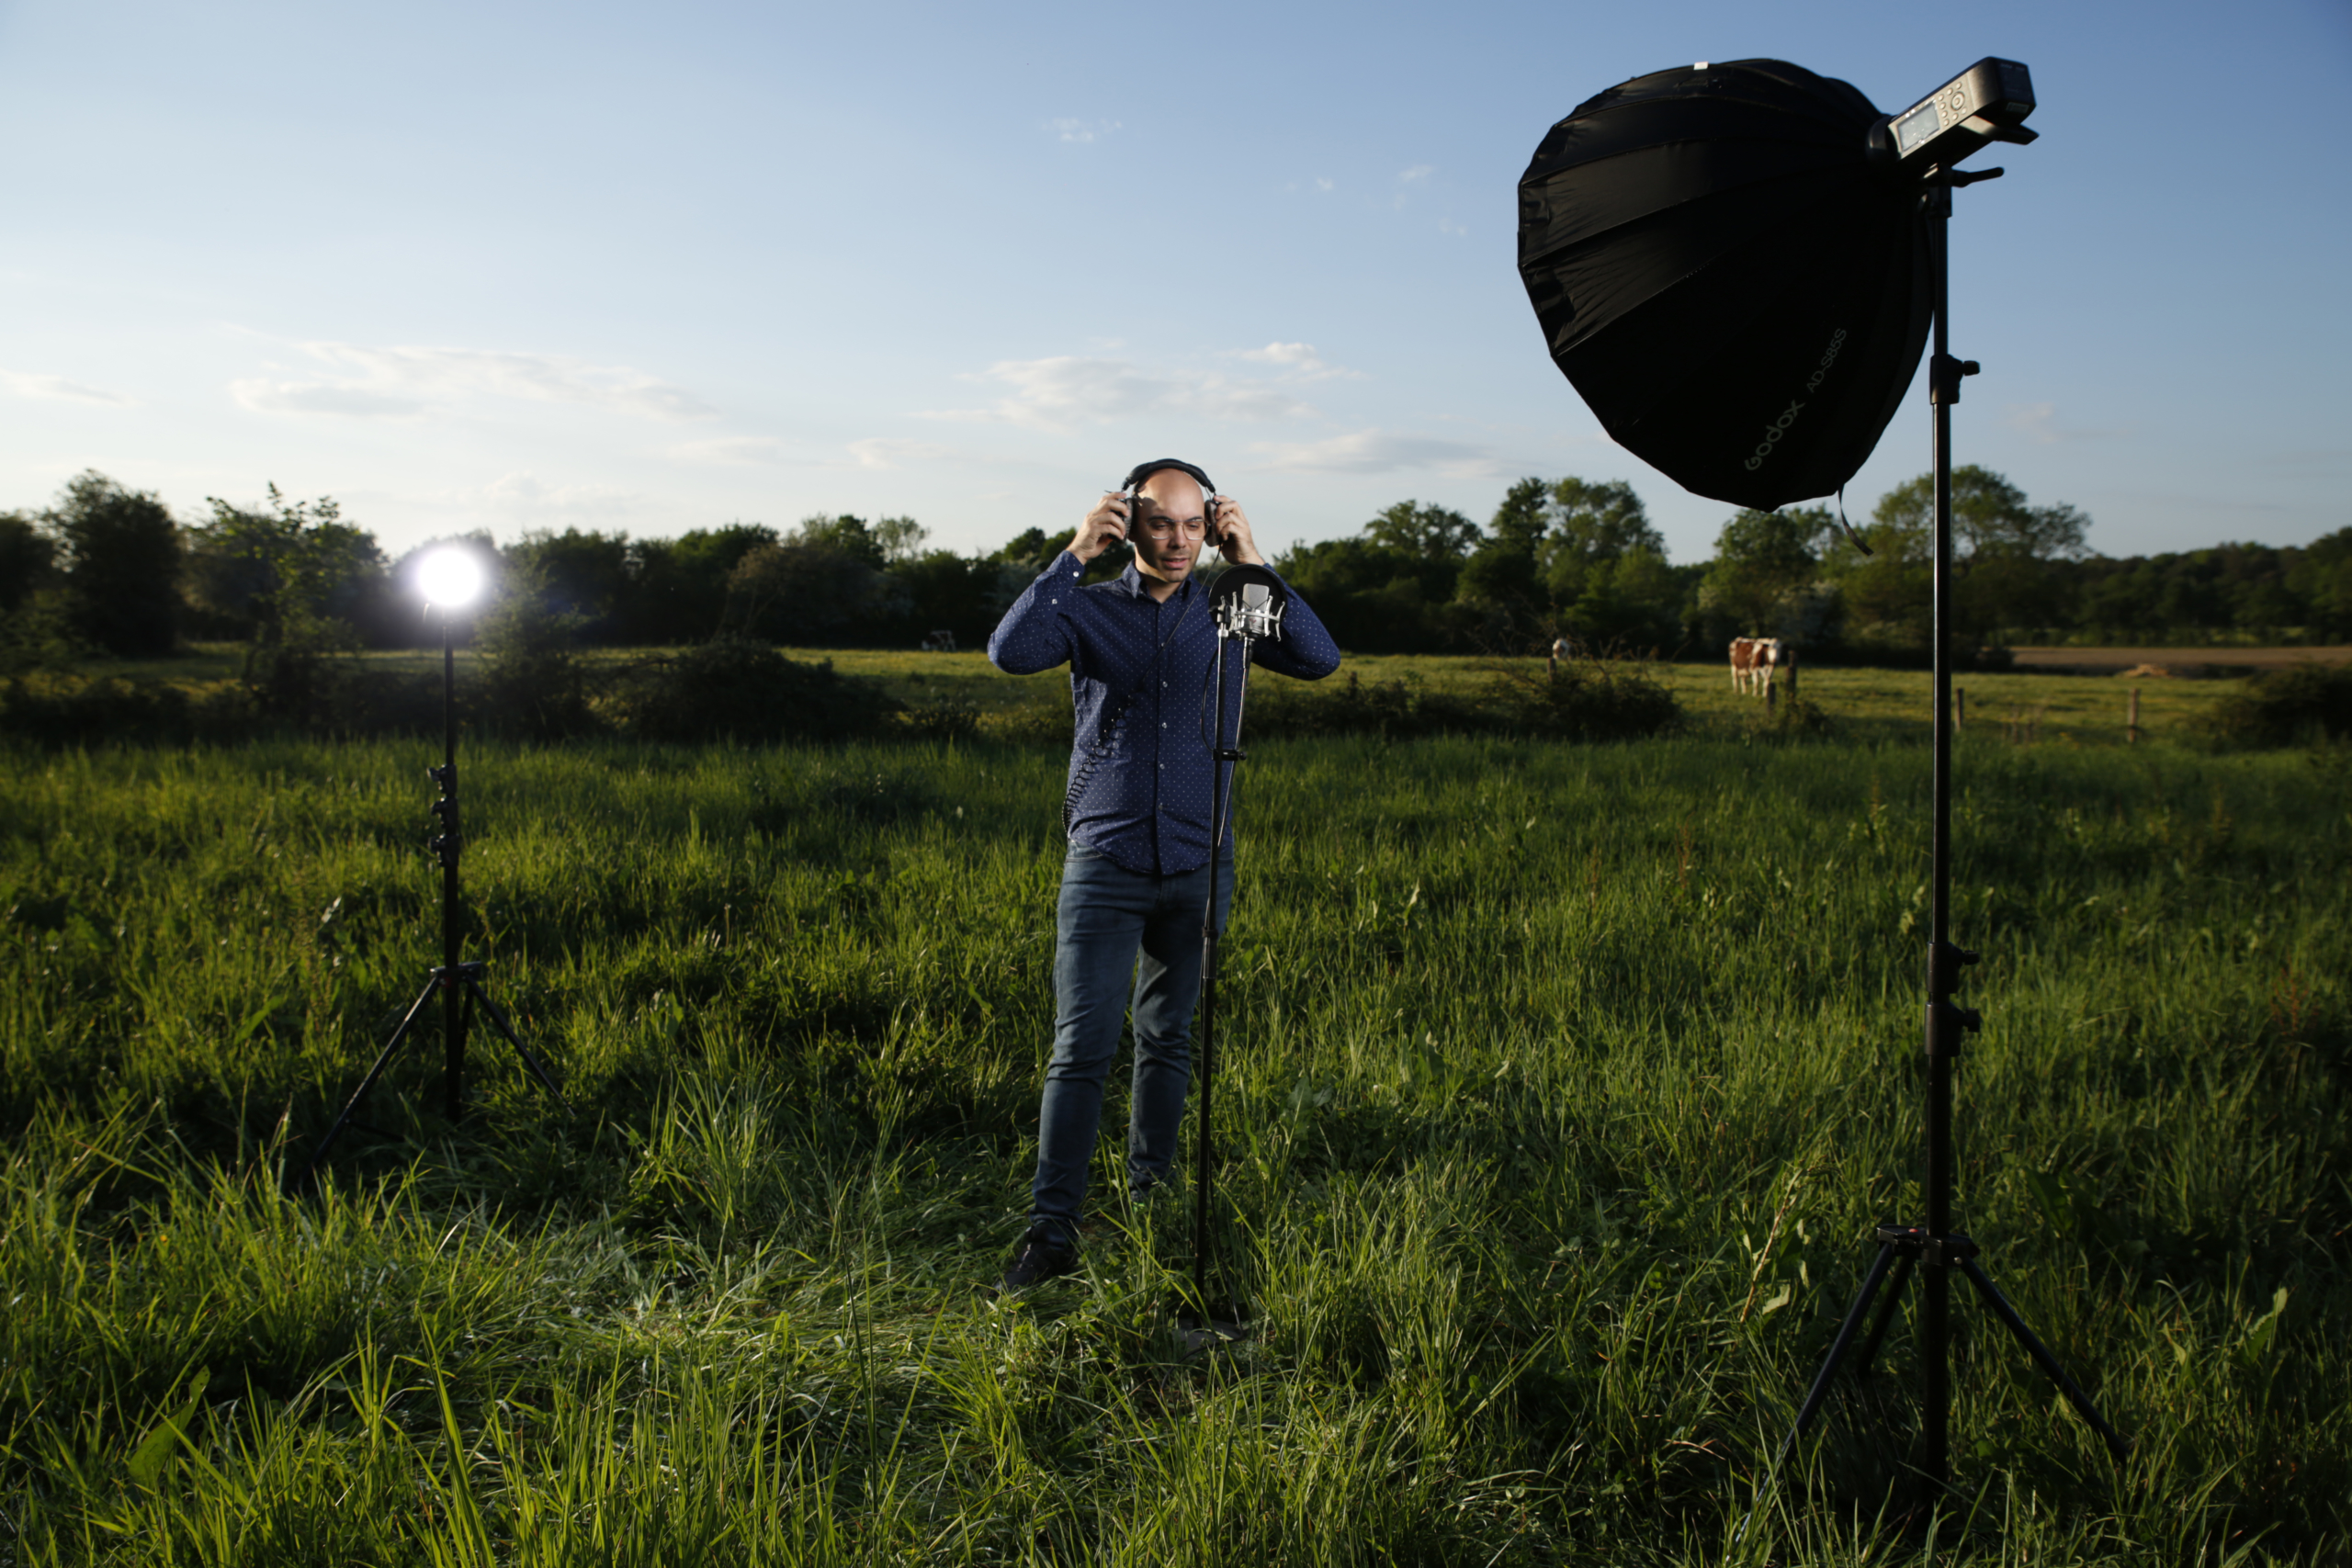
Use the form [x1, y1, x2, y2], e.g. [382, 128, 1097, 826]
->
[1242, 658, 1681, 743]
[1758, 693, 1838, 739]
[1247, 671, 1478, 740]
[322, 669, 447, 738]
[605, 635, 897, 742]
[0, 673, 254, 746]
[0, 590, 89, 676]
[2202, 662, 2352, 749]
[476, 578, 594, 739]
[1476, 659, 1682, 741]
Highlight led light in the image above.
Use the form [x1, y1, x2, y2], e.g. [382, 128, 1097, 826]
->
[418, 547, 484, 608]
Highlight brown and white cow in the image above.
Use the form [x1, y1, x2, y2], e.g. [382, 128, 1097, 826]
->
[1729, 637, 1781, 695]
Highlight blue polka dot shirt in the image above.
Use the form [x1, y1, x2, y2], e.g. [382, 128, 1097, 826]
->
[988, 550, 1342, 874]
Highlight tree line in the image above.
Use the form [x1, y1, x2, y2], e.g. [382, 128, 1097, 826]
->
[6, 469, 2349, 681]
[1277, 472, 2352, 659]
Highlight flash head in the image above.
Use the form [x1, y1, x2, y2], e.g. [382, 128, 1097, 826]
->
[1870, 57, 2037, 171]
[417, 547, 486, 609]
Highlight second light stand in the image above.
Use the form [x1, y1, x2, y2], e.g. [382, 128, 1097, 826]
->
[1743, 165, 2127, 1539]
[300, 595, 569, 1189]
[1182, 566, 1288, 1349]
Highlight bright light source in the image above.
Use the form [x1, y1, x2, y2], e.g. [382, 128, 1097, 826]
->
[418, 547, 484, 608]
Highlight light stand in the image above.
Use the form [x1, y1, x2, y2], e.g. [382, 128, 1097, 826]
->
[1181, 566, 1286, 1349]
[1743, 165, 2126, 1536]
[299, 550, 568, 1188]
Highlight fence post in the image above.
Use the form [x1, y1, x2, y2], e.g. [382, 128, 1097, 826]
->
[1956, 686, 1966, 730]
[1784, 649, 1800, 699]
[2128, 686, 2140, 745]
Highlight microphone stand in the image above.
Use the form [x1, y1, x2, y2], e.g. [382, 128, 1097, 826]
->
[1182, 572, 1284, 1351]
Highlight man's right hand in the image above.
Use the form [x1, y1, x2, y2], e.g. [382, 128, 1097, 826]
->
[1069, 493, 1129, 563]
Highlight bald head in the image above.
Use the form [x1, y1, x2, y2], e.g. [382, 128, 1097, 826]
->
[1138, 468, 1204, 515]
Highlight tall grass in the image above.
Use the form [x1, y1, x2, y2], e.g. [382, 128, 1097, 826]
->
[2, 728, 2345, 1562]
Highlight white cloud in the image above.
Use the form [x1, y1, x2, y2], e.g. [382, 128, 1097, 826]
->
[1398, 164, 1433, 184]
[231, 380, 426, 419]
[1244, 428, 1498, 477]
[1236, 342, 1317, 367]
[230, 342, 717, 423]
[925, 354, 1317, 431]
[1438, 218, 1466, 236]
[474, 472, 645, 519]
[1316, 176, 1335, 192]
[1, 368, 134, 407]
[670, 435, 797, 465]
[2004, 402, 2054, 438]
[2003, 402, 2129, 444]
[848, 437, 959, 469]
[1047, 118, 1120, 143]
[1228, 342, 1363, 382]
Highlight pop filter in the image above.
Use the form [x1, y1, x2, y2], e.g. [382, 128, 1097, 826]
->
[1211, 563, 1287, 641]
[1517, 59, 1931, 510]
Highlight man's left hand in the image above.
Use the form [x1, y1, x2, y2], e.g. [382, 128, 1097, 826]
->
[1210, 497, 1266, 567]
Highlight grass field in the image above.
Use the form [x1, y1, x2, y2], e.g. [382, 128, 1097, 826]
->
[2009, 649, 2352, 676]
[3, 693, 2346, 1561]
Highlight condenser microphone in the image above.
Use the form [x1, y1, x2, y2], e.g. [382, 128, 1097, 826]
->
[1212, 565, 1286, 641]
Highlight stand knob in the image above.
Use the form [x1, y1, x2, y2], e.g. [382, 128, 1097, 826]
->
[1929, 355, 1982, 403]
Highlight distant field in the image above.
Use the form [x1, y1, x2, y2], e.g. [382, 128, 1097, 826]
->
[814, 647, 2242, 749]
[2009, 645, 2352, 673]
[73, 641, 2274, 751]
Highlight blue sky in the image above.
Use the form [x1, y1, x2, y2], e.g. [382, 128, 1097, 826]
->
[3, 0, 2346, 565]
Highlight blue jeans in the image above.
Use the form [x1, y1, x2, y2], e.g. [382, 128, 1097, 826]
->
[1030, 842, 1234, 1247]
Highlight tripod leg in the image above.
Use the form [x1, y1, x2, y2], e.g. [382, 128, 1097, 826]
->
[1957, 1258, 2130, 1462]
[299, 976, 440, 1189]
[1854, 1255, 1916, 1378]
[464, 981, 571, 1111]
[1738, 1242, 1902, 1545]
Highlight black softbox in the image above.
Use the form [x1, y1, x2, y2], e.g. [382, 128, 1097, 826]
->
[1517, 59, 1928, 511]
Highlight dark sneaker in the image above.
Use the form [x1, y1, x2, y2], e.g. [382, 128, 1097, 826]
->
[989, 1224, 1078, 1297]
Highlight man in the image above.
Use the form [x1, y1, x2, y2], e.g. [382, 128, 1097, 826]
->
[985, 459, 1341, 1293]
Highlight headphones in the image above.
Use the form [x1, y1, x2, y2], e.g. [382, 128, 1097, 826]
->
[1117, 458, 1223, 548]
